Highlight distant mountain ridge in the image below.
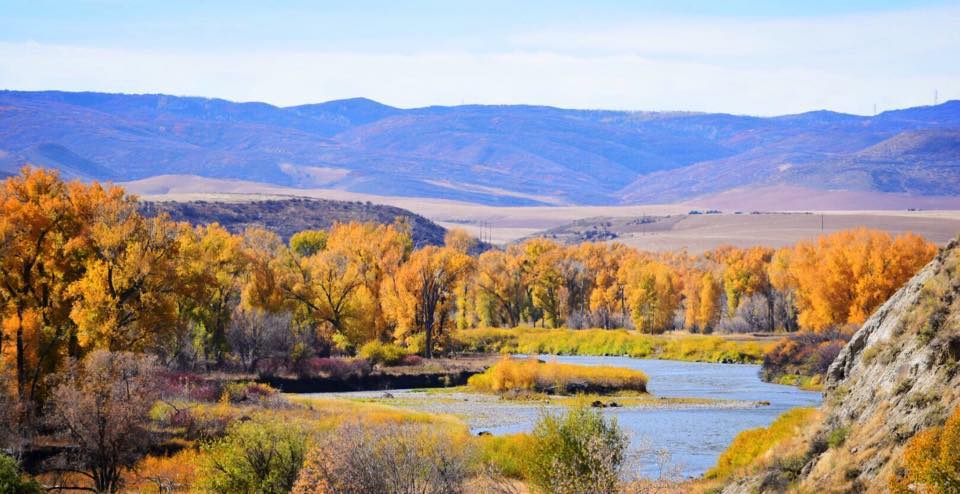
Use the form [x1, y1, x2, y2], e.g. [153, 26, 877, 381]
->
[1, 90, 958, 206]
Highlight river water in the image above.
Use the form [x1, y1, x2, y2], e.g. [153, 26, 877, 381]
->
[482, 356, 822, 479]
[307, 356, 822, 479]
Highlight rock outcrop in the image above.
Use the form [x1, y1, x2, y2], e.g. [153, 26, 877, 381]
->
[724, 237, 960, 493]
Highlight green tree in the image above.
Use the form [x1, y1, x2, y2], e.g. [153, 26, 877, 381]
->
[198, 419, 308, 494]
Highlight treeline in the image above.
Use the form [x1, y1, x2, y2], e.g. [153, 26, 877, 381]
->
[0, 168, 938, 405]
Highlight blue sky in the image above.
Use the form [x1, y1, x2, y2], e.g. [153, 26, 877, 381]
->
[1, 1, 958, 114]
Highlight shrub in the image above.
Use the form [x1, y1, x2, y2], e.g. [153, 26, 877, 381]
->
[293, 422, 471, 494]
[0, 454, 42, 494]
[827, 427, 848, 448]
[126, 449, 198, 493]
[476, 433, 533, 479]
[296, 357, 372, 379]
[158, 371, 223, 402]
[467, 357, 648, 395]
[220, 381, 279, 403]
[707, 407, 818, 480]
[358, 341, 410, 366]
[524, 406, 628, 494]
[889, 406, 960, 493]
[761, 328, 852, 385]
[197, 418, 308, 494]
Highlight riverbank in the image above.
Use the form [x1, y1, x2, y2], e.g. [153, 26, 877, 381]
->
[453, 328, 773, 364]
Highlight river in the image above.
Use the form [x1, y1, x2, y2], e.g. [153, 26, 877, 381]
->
[307, 356, 822, 479]
[490, 356, 822, 479]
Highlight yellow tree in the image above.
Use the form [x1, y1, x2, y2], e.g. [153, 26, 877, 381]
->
[240, 227, 285, 313]
[382, 246, 473, 357]
[588, 243, 633, 329]
[720, 247, 773, 317]
[789, 228, 935, 331]
[697, 272, 722, 331]
[276, 245, 365, 346]
[475, 248, 529, 327]
[682, 269, 703, 331]
[621, 259, 681, 334]
[0, 168, 84, 402]
[525, 239, 566, 328]
[68, 185, 181, 353]
[325, 222, 411, 342]
[176, 223, 249, 364]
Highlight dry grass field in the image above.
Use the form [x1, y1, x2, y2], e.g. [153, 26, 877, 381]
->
[123, 175, 960, 252]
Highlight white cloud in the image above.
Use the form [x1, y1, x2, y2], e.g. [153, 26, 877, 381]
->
[0, 5, 957, 115]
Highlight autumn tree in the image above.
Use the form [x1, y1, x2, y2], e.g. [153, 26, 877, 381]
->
[697, 272, 723, 331]
[587, 243, 632, 329]
[475, 248, 528, 327]
[382, 246, 473, 357]
[621, 259, 681, 334]
[177, 223, 249, 365]
[68, 185, 181, 353]
[788, 228, 936, 331]
[325, 222, 410, 343]
[526, 239, 566, 328]
[0, 168, 84, 403]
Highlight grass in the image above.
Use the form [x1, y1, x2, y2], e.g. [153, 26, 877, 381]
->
[453, 328, 770, 364]
[773, 373, 824, 391]
[467, 356, 648, 395]
[706, 407, 818, 480]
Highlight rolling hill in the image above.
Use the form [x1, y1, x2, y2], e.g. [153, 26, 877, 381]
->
[1, 90, 958, 206]
[140, 198, 448, 248]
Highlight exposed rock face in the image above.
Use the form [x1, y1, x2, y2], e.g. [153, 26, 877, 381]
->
[724, 238, 960, 493]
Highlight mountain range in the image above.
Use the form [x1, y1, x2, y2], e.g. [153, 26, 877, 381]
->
[1, 90, 958, 206]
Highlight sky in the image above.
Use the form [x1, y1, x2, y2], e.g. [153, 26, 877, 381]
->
[1, 0, 958, 115]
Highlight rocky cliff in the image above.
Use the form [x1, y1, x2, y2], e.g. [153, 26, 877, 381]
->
[723, 237, 960, 493]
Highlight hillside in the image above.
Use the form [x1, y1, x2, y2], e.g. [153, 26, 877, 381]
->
[722, 237, 960, 492]
[140, 198, 447, 247]
[2, 90, 959, 206]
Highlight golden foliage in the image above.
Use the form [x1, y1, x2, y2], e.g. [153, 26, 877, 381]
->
[707, 407, 818, 480]
[467, 356, 648, 394]
[890, 406, 960, 493]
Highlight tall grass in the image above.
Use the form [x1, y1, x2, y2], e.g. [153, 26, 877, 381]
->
[706, 407, 818, 480]
[467, 357, 648, 395]
[454, 328, 768, 364]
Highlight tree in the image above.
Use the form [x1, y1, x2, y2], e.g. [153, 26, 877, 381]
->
[444, 227, 478, 254]
[475, 249, 528, 327]
[525, 239, 566, 328]
[697, 272, 722, 331]
[788, 229, 935, 331]
[621, 259, 681, 334]
[226, 306, 291, 372]
[197, 419, 307, 494]
[586, 244, 632, 329]
[47, 351, 159, 493]
[177, 223, 249, 365]
[0, 168, 84, 404]
[382, 246, 473, 358]
[325, 222, 410, 343]
[68, 189, 181, 353]
[289, 230, 327, 258]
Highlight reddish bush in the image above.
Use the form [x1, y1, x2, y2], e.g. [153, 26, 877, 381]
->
[295, 358, 372, 379]
[157, 372, 223, 402]
[400, 354, 424, 366]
